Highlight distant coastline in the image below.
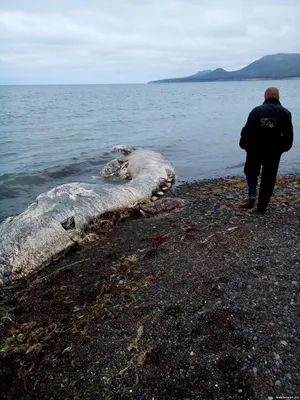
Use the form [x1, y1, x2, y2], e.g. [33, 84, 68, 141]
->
[149, 77, 300, 84]
[149, 53, 300, 84]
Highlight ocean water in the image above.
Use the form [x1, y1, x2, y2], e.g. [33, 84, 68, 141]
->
[1, 81, 299, 221]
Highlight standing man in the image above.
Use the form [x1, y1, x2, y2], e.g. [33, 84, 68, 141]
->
[239, 87, 293, 213]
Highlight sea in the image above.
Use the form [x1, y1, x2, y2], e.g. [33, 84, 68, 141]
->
[0, 80, 299, 222]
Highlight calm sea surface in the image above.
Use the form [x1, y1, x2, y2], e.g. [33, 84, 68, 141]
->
[0, 81, 299, 221]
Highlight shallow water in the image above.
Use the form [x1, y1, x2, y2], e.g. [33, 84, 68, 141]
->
[1, 81, 299, 220]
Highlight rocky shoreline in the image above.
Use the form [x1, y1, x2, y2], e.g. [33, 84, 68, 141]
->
[1, 175, 300, 399]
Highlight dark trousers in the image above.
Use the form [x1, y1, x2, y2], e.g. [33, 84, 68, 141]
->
[244, 152, 281, 210]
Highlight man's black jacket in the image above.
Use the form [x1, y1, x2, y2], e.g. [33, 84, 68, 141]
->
[239, 98, 293, 154]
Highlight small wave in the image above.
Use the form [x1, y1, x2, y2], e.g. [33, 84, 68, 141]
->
[0, 172, 48, 186]
[226, 162, 245, 170]
[89, 158, 109, 166]
[2, 152, 17, 157]
[45, 162, 89, 179]
[0, 139, 14, 145]
[0, 152, 112, 201]
[171, 113, 186, 118]
[0, 185, 21, 200]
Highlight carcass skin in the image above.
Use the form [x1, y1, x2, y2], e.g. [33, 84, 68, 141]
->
[0, 146, 175, 284]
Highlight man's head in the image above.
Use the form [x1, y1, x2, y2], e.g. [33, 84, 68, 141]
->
[264, 87, 280, 101]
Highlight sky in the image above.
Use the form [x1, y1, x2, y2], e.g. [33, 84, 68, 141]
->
[0, 0, 299, 84]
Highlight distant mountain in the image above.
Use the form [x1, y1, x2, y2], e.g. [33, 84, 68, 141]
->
[151, 69, 212, 83]
[149, 53, 300, 83]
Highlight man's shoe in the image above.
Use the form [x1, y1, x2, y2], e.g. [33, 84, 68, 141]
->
[256, 206, 266, 214]
[239, 198, 256, 209]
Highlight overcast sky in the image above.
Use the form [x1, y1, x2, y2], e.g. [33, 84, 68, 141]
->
[0, 0, 299, 84]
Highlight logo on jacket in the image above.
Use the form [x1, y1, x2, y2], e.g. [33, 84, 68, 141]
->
[260, 118, 276, 128]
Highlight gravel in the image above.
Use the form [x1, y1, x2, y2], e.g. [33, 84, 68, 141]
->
[0, 175, 299, 400]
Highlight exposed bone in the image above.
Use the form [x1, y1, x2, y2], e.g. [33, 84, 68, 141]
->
[112, 145, 133, 154]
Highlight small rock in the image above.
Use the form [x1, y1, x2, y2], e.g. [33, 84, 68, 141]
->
[274, 353, 280, 360]
[280, 340, 288, 346]
[275, 380, 281, 386]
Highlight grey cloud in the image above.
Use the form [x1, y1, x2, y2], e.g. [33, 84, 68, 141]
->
[0, 0, 299, 84]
